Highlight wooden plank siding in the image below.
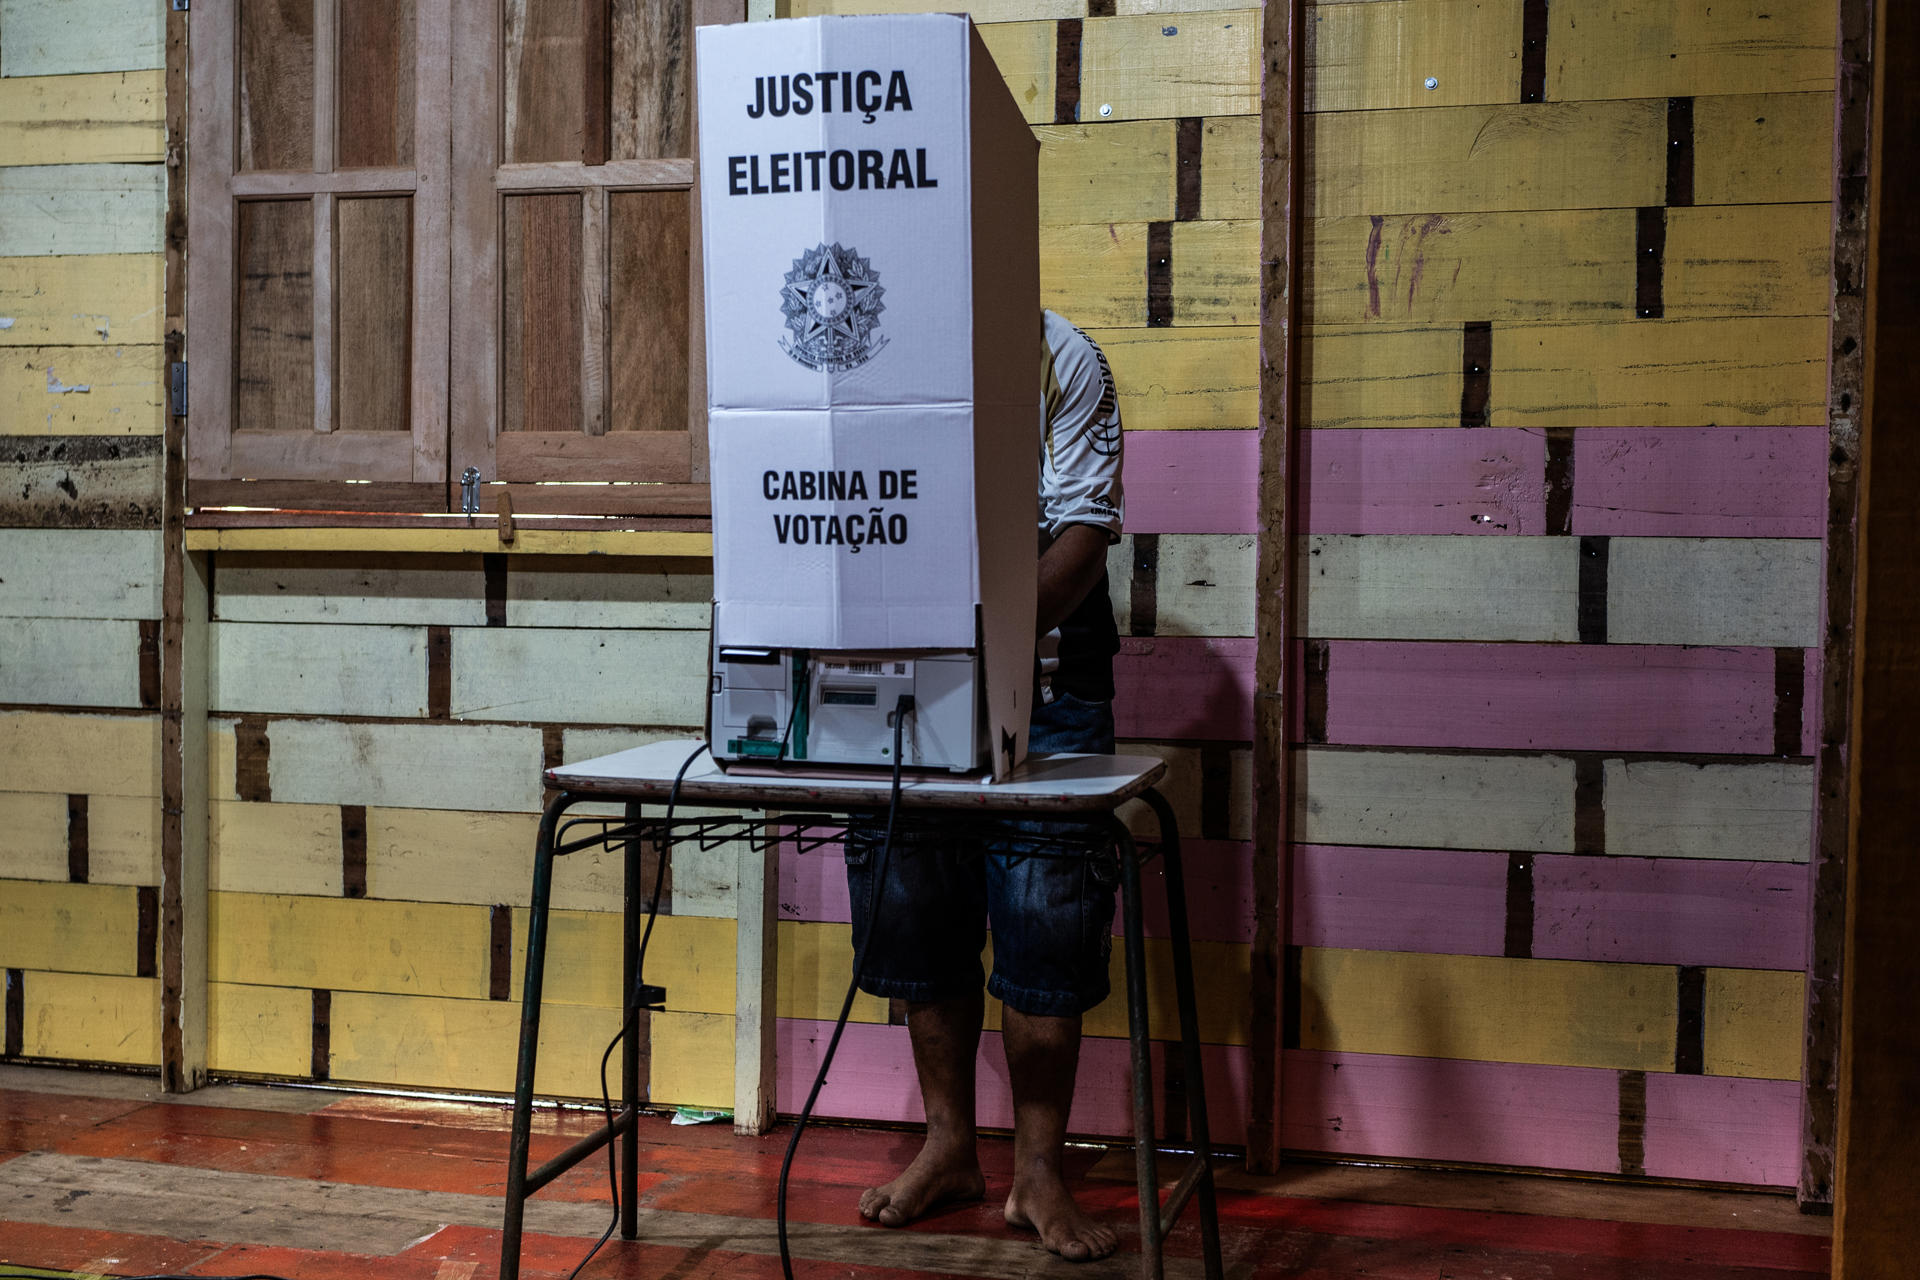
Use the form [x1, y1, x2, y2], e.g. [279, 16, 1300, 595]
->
[0, 0, 1838, 1197]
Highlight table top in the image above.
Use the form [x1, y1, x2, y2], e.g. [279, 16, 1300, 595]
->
[545, 738, 1169, 813]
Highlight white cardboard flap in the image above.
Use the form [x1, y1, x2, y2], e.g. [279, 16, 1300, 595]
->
[710, 405, 978, 649]
[698, 15, 973, 411]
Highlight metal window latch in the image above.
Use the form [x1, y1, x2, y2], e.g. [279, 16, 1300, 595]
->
[460, 466, 482, 523]
[171, 0, 188, 11]
[169, 362, 188, 417]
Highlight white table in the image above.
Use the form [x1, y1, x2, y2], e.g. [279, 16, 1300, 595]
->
[501, 739, 1222, 1280]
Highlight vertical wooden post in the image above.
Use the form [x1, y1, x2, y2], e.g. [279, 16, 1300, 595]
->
[583, 0, 612, 166]
[734, 831, 778, 1134]
[162, 0, 210, 1092]
[1246, 0, 1302, 1173]
[1805, 0, 1876, 1210]
[1832, 0, 1920, 1268]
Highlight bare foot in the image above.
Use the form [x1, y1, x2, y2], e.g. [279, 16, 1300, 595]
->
[1004, 1164, 1119, 1261]
[858, 1138, 986, 1227]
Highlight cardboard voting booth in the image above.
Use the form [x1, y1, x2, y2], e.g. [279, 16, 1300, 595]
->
[697, 13, 1040, 779]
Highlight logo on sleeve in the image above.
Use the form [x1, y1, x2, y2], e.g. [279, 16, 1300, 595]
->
[779, 243, 888, 372]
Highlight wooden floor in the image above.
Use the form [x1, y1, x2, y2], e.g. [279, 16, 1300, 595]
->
[0, 1065, 1829, 1280]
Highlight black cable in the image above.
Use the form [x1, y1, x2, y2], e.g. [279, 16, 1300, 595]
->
[0, 1271, 297, 1280]
[775, 695, 913, 1280]
[564, 740, 708, 1280]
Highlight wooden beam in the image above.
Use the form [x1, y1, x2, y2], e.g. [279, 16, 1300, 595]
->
[1246, 0, 1300, 1175]
[182, 527, 711, 556]
[161, 0, 207, 1093]
[1808, 0, 1876, 1214]
[1833, 0, 1920, 1267]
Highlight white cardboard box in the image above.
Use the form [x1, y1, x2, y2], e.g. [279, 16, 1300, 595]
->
[697, 13, 1040, 777]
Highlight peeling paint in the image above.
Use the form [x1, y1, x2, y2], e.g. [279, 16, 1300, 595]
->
[45, 369, 91, 394]
[0, 318, 14, 329]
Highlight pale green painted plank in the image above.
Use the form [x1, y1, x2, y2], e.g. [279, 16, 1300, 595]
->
[0, 0, 164, 76]
[0, 616, 142, 707]
[0, 529, 161, 619]
[0, 164, 165, 257]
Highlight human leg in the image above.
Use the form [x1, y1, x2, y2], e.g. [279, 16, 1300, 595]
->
[843, 825, 989, 1227]
[988, 691, 1120, 1260]
[858, 988, 989, 1225]
[1001, 1006, 1119, 1260]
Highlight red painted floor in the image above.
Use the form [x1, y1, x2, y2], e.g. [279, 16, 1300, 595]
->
[0, 1075, 1830, 1280]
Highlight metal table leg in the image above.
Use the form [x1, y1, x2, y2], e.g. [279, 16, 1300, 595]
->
[501, 789, 582, 1280]
[1112, 816, 1164, 1280]
[1142, 787, 1224, 1280]
[622, 800, 644, 1240]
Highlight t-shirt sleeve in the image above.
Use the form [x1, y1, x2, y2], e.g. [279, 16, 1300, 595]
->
[1041, 320, 1125, 543]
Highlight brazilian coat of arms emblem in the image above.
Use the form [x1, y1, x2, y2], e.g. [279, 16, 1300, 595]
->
[778, 243, 887, 372]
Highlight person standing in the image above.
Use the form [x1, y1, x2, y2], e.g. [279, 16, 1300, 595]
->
[846, 310, 1126, 1261]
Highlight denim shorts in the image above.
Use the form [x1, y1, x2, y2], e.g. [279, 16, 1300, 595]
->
[843, 692, 1119, 1018]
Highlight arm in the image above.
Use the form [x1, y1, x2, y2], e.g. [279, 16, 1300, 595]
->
[1036, 523, 1110, 637]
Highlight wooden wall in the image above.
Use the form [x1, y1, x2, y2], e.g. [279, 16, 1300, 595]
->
[0, 0, 1839, 1193]
[0, 0, 171, 1069]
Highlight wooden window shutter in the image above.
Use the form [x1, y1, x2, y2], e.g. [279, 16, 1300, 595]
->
[187, 0, 455, 510]
[450, 0, 740, 517]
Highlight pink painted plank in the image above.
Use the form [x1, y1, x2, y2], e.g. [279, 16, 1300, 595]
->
[1280, 1050, 1622, 1174]
[1113, 636, 1255, 742]
[1572, 426, 1826, 538]
[1140, 838, 1256, 944]
[1643, 1074, 1802, 1187]
[780, 837, 1254, 944]
[1297, 427, 1549, 535]
[1533, 855, 1810, 970]
[776, 1020, 1250, 1145]
[1122, 429, 1259, 534]
[1315, 640, 1794, 755]
[1291, 845, 1508, 956]
[778, 836, 851, 924]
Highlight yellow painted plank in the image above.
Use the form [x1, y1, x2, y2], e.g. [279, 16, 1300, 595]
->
[777, 920, 891, 1024]
[366, 806, 540, 906]
[509, 910, 736, 1014]
[1306, 0, 1522, 111]
[0, 710, 160, 797]
[1170, 219, 1256, 326]
[1300, 324, 1463, 428]
[1492, 317, 1828, 428]
[1082, 12, 1260, 121]
[208, 719, 239, 803]
[1082, 325, 1256, 430]
[0, 254, 164, 347]
[208, 981, 313, 1078]
[1664, 204, 1830, 318]
[0, 71, 164, 166]
[0, 792, 68, 881]
[209, 892, 493, 999]
[1080, 937, 1251, 1045]
[1198, 115, 1256, 222]
[1305, 204, 1829, 325]
[0, 879, 141, 975]
[22, 971, 157, 1065]
[1694, 92, 1835, 206]
[0, 344, 165, 435]
[650, 1011, 736, 1110]
[328, 990, 624, 1098]
[977, 21, 1055, 125]
[210, 801, 343, 897]
[1300, 947, 1676, 1071]
[1036, 121, 1175, 226]
[1307, 100, 1666, 218]
[1040, 222, 1147, 327]
[787, 0, 1080, 17]
[84, 794, 160, 885]
[183, 528, 714, 558]
[1308, 210, 1630, 324]
[1547, 0, 1834, 102]
[1704, 968, 1804, 1080]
